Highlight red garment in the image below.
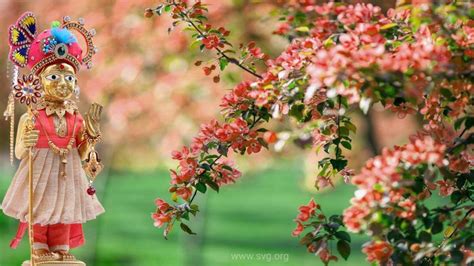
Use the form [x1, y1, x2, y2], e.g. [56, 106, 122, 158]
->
[34, 223, 70, 248]
[9, 109, 87, 249]
[10, 222, 85, 249]
[34, 109, 85, 149]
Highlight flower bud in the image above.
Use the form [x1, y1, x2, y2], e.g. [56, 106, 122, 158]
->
[144, 8, 154, 18]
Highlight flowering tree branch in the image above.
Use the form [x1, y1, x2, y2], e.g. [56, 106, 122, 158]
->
[148, 0, 474, 264]
[146, 0, 265, 82]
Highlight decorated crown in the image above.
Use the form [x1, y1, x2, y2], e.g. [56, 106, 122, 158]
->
[8, 12, 98, 74]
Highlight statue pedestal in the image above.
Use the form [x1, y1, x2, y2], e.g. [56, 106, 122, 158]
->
[22, 261, 86, 266]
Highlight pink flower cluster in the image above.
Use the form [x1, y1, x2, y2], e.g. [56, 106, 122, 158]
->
[362, 241, 394, 264]
[197, 118, 263, 154]
[212, 158, 242, 186]
[169, 118, 255, 191]
[152, 199, 174, 228]
[383, 27, 451, 73]
[291, 198, 321, 237]
[291, 198, 339, 264]
[343, 134, 446, 233]
[336, 3, 382, 25]
[267, 38, 321, 75]
[307, 25, 450, 103]
[422, 80, 473, 125]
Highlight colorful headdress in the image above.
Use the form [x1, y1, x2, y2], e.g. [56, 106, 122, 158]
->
[8, 12, 98, 74]
[4, 12, 98, 165]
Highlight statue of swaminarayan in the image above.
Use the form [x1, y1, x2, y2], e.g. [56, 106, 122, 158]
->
[3, 12, 105, 265]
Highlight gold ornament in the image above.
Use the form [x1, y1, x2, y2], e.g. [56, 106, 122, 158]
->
[83, 147, 103, 181]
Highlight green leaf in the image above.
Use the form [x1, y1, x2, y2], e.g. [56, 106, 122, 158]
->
[454, 117, 466, 131]
[329, 215, 343, 225]
[444, 226, 455, 238]
[335, 231, 351, 243]
[219, 57, 229, 71]
[419, 231, 432, 242]
[200, 163, 211, 171]
[203, 154, 219, 160]
[181, 211, 190, 220]
[289, 104, 305, 121]
[295, 26, 310, 32]
[341, 141, 352, 150]
[196, 15, 208, 21]
[257, 137, 269, 149]
[339, 127, 350, 137]
[431, 219, 443, 234]
[323, 37, 335, 48]
[450, 191, 463, 204]
[206, 180, 220, 192]
[196, 182, 207, 193]
[190, 39, 202, 49]
[318, 162, 330, 177]
[387, 230, 403, 243]
[164, 5, 172, 12]
[452, 144, 466, 155]
[380, 23, 397, 30]
[440, 88, 453, 99]
[456, 175, 466, 189]
[180, 223, 196, 235]
[222, 165, 233, 171]
[217, 144, 228, 156]
[330, 159, 348, 172]
[451, 249, 464, 263]
[344, 121, 357, 133]
[337, 240, 351, 260]
[466, 117, 474, 129]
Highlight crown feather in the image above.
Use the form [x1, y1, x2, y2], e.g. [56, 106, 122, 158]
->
[51, 27, 77, 44]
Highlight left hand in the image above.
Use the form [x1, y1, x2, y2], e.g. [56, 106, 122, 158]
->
[85, 103, 103, 138]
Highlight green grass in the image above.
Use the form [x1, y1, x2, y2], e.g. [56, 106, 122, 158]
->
[0, 159, 369, 266]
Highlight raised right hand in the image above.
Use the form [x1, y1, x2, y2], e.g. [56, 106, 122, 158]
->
[22, 129, 40, 148]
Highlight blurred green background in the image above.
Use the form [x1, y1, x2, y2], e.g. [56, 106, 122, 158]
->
[0, 158, 369, 266]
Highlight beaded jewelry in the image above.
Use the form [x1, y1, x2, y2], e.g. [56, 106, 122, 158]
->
[34, 110, 78, 178]
[3, 62, 19, 165]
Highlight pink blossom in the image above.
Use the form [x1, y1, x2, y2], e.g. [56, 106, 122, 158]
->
[213, 159, 242, 186]
[202, 34, 221, 49]
[296, 198, 318, 222]
[436, 180, 455, 197]
[343, 205, 370, 233]
[362, 241, 393, 263]
[152, 213, 171, 228]
[291, 222, 304, 237]
[397, 199, 416, 220]
[386, 102, 418, 119]
[176, 186, 193, 201]
[154, 198, 171, 213]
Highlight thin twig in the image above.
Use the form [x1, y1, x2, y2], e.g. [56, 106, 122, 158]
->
[170, 1, 263, 79]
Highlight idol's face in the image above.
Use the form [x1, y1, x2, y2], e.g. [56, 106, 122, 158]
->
[40, 63, 76, 101]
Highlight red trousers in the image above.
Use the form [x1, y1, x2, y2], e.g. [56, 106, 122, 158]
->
[33, 223, 70, 251]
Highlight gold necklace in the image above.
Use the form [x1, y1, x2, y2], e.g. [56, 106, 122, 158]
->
[34, 110, 78, 178]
